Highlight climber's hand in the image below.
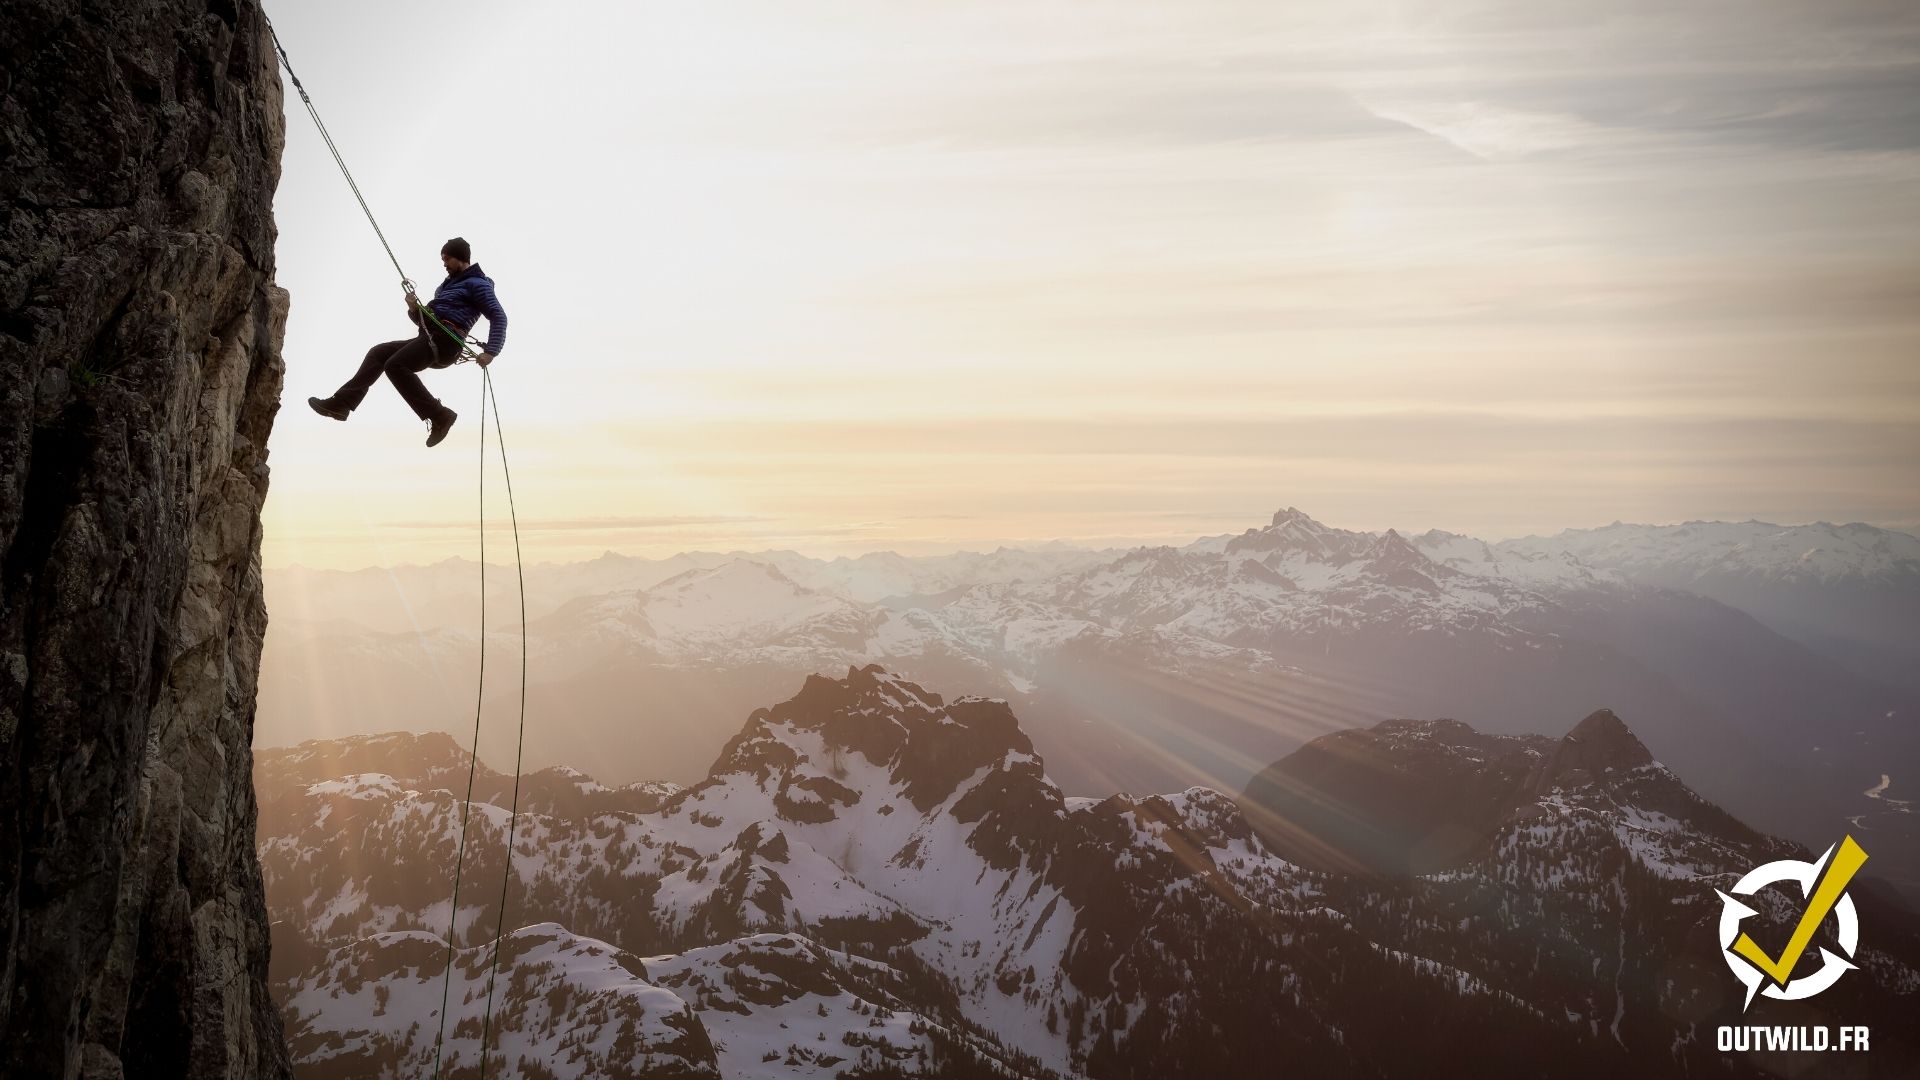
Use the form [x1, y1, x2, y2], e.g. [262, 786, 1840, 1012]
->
[404, 291, 422, 309]
[476, 352, 494, 368]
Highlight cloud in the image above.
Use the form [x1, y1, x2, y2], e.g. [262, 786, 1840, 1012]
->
[652, 413, 1920, 470]
[264, 0, 1920, 571]
[1359, 99, 1609, 161]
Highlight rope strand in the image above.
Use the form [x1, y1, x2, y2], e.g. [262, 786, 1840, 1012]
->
[428, 365, 492, 1078]
[265, 19, 408, 283]
[474, 369, 530, 1077]
[268, 17, 482, 360]
[265, 17, 533, 1078]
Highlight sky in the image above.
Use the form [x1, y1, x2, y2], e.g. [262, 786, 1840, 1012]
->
[263, 0, 1920, 569]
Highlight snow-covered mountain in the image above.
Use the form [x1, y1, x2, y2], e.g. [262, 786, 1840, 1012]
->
[260, 668, 1920, 1078]
[264, 545, 1117, 638]
[283, 925, 1032, 1079]
[256, 508, 1919, 901]
[1243, 708, 1778, 879]
[776, 544, 1121, 605]
[538, 560, 882, 665]
[1501, 519, 1920, 587]
[1502, 519, 1920, 698]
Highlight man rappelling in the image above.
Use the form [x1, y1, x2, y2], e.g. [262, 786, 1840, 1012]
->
[307, 237, 508, 447]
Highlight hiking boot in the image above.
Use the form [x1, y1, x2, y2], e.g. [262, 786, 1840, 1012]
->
[426, 406, 458, 447]
[308, 396, 349, 421]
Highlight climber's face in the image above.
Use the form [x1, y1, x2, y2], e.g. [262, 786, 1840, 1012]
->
[441, 252, 461, 272]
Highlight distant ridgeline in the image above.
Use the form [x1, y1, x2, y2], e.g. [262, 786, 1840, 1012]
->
[259, 509, 1920, 903]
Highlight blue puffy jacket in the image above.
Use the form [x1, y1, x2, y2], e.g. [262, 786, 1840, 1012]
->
[423, 263, 508, 356]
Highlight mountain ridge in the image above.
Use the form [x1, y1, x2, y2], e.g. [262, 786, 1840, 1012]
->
[257, 507, 1920, 903]
[261, 667, 1920, 1077]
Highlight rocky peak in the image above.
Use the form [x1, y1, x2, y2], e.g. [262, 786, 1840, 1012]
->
[1240, 709, 1681, 876]
[1118, 787, 1258, 853]
[709, 665, 1037, 813]
[1354, 528, 1448, 591]
[259, 730, 470, 788]
[1539, 708, 1654, 786]
[1248, 707, 1769, 881]
[1226, 506, 1356, 560]
[1367, 528, 1435, 565]
[1116, 545, 1193, 572]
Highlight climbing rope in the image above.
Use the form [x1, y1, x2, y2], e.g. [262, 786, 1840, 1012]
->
[265, 16, 531, 1079]
[429, 370, 489, 1080]
[266, 17, 485, 361]
[264, 18, 406, 283]
[475, 368, 530, 1068]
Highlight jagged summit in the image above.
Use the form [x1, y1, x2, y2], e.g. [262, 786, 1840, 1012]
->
[1357, 528, 1450, 589]
[1271, 505, 1318, 528]
[1242, 706, 1764, 878]
[1114, 543, 1193, 568]
[1225, 506, 1365, 560]
[1534, 707, 1656, 790]
[1372, 527, 1416, 550]
[261, 669, 1317, 1076]
[706, 664, 1036, 815]
[268, 729, 469, 778]
[256, 732, 681, 821]
[1240, 714, 1551, 875]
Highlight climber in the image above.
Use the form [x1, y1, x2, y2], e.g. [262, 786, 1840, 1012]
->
[307, 237, 509, 447]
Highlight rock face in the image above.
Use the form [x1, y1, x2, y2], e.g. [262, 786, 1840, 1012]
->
[1240, 718, 1556, 875]
[1534, 707, 1655, 788]
[0, 1, 291, 1077]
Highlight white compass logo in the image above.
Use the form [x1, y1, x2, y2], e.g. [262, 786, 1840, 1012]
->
[1716, 836, 1868, 1011]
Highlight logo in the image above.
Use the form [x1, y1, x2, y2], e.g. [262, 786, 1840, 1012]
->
[1716, 835, 1868, 1011]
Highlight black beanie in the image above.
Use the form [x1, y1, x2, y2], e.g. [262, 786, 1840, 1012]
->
[441, 236, 471, 261]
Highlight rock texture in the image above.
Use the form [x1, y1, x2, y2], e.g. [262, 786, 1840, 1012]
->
[0, 1, 291, 1076]
[1240, 717, 1556, 875]
[1533, 707, 1655, 788]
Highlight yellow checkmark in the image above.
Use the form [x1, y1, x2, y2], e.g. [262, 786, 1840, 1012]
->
[1731, 835, 1869, 988]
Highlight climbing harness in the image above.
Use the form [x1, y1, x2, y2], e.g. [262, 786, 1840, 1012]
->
[267, 18, 530, 1079]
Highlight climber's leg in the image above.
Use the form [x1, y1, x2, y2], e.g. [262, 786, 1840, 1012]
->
[322, 338, 411, 413]
[381, 335, 446, 422]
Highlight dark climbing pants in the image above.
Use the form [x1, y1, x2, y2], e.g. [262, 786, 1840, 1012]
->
[330, 325, 464, 419]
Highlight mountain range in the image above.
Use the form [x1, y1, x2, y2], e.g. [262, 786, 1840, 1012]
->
[258, 509, 1919, 898]
[1501, 519, 1920, 699]
[259, 667, 1920, 1078]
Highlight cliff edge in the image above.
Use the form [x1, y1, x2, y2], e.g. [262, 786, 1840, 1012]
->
[1, 1, 292, 1076]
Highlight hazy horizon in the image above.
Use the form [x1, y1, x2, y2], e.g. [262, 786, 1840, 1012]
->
[260, 507, 1920, 572]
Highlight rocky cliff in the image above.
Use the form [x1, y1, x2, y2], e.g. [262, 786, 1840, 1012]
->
[1, 1, 291, 1076]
